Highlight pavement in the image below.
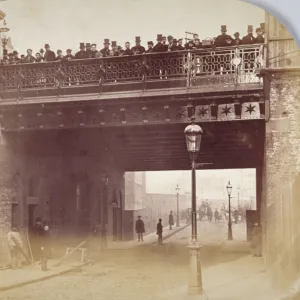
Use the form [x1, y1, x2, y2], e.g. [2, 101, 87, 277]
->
[0, 222, 188, 292]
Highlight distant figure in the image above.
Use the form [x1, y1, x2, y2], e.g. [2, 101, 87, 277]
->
[169, 211, 174, 230]
[233, 209, 239, 224]
[7, 227, 23, 269]
[40, 222, 51, 271]
[214, 209, 220, 222]
[251, 223, 261, 257]
[135, 216, 145, 242]
[157, 219, 163, 245]
[207, 206, 213, 222]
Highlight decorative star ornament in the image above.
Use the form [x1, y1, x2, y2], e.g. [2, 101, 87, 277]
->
[221, 105, 231, 116]
[245, 103, 256, 115]
[199, 107, 208, 117]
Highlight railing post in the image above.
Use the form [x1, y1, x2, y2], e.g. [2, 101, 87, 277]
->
[186, 50, 192, 88]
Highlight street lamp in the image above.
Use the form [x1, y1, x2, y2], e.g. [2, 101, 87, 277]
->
[176, 184, 180, 227]
[226, 181, 233, 240]
[184, 117, 203, 295]
[100, 173, 109, 251]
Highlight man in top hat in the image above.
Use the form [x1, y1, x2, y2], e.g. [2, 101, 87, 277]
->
[64, 49, 74, 61]
[214, 25, 234, 47]
[75, 43, 88, 59]
[44, 44, 56, 62]
[233, 32, 242, 46]
[255, 27, 264, 44]
[123, 42, 133, 56]
[153, 34, 165, 53]
[111, 41, 119, 56]
[85, 43, 93, 59]
[146, 41, 154, 53]
[100, 39, 111, 57]
[177, 39, 185, 51]
[90, 44, 98, 58]
[131, 36, 145, 55]
[241, 25, 255, 45]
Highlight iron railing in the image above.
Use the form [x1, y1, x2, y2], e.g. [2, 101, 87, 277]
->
[0, 44, 265, 94]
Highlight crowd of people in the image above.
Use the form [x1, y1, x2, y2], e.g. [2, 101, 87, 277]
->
[1, 24, 265, 65]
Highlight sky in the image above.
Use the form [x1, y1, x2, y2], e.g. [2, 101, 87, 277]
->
[0, 0, 264, 54]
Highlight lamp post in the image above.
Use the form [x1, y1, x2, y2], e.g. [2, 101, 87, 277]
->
[226, 181, 233, 240]
[0, 20, 9, 56]
[184, 117, 203, 295]
[100, 174, 109, 251]
[176, 184, 180, 227]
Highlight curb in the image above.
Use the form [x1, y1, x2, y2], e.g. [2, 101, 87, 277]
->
[0, 260, 92, 292]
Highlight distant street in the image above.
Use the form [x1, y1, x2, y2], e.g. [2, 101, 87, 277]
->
[0, 221, 248, 300]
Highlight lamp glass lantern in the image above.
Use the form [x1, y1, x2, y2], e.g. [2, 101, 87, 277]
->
[184, 122, 203, 155]
[226, 181, 232, 197]
[176, 184, 180, 194]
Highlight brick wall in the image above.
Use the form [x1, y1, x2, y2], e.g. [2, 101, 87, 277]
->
[262, 70, 300, 290]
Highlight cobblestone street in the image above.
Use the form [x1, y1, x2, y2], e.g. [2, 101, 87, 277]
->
[0, 221, 255, 300]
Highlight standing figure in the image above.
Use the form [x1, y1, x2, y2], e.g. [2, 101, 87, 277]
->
[255, 27, 264, 44]
[169, 211, 174, 230]
[123, 42, 134, 56]
[177, 39, 185, 50]
[40, 222, 51, 271]
[146, 41, 154, 53]
[156, 219, 163, 245]
[75, 43, 87, 59]
[233, 209, 239, 224]
[131, 36, 146, 55]
[233, 32, 242, 46]
[43, 44, 56, 62]
[7, 227, 23, 269]
[135, 216, 145, 242]
[251, 223, 261, 257]
[214, 209, 220, 222]
[100, 39, 111, 57]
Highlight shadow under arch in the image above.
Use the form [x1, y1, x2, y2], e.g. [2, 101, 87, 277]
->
[242, 0, 300, 46]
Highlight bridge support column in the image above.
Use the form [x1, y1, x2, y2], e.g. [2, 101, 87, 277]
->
[262, 69, 300, 291]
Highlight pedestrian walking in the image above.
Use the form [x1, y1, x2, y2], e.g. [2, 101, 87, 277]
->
[40, 221, 51, 271]
[214, 209, 220, 222]
[169, 211, 174, 230]
[156, 219, 163, 245]
[7, 227, 23, 269]
[135, 216, 145, 242]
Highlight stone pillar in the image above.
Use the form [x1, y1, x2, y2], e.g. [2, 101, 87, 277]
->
[262, 69, 300, 290]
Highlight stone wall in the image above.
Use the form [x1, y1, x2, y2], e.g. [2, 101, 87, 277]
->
[262, 69, 300, 290]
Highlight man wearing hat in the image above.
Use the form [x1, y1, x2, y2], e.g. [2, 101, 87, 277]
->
[56, 49, 64, 61]
[162, 36, 169, 52]
[100, 39, 111, 57]
[241, 25, 255, 45]
[146, 41, 154, 53]
[131, 36, 145, 55]
[177, 39, 185, 51]
[255, 28, 264, 43]
[86, 43, 93, 59]
[233, 32, 242, 46]
[64, 49, 74, 61]
[167, 35, 174, 51]
[12, 51, 20, 64]
[153, 34, 165, 53]
[111, 41, 119, 56]
[215, 25, 234, 47]
[123, 42, 133, 56]
[75, 43, 88, 59]
[44, 44, 56, 62]
[135, 216, 145, 242]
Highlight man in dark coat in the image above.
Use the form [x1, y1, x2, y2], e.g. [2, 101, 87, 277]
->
[177, 39, 185, 50]
[123, 42, 133, 56]
[170, 39, 178, 51]
[214, 25, 234, 47]
[64, 49, 74, 61]
[169, 211, 174, 230]
[241, 25, 256, 45]
[233, 32, 242, 46]
[85, 43, 94, 58]
[100, 39, 111, 57]
[23, 49, 36, 63]
[75, 43, 88, 59]
[255, 27, 264, 43]
[135, 216, 145, 242]
[90, 44, 98, 58]
[241, 25, 256, 71]
[56, 49, 64, 61]
[131, 36, 145, 55]
[43, 44, 56, 62]
[111, 41, 120, 56]
[156, 219, 163, 245]
[153, 34, 165, 53]
[146, 41, 154, 53]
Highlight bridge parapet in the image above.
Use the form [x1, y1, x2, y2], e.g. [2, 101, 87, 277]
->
[0, 45, 265, 99]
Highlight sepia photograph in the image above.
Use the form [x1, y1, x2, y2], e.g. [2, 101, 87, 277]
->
[0, 0, 299, 299]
